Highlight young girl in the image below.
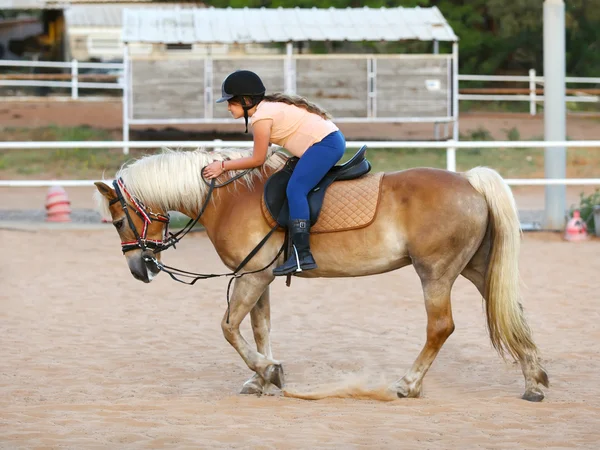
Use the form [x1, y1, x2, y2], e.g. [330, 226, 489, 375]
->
[203, 69, 346, 276]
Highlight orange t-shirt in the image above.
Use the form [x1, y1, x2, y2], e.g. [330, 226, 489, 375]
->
[250, 101, 339, 157]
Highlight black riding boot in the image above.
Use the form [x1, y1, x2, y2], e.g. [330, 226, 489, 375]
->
[273, 219, 317, 276]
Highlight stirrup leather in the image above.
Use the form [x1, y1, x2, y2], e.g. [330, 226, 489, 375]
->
[292, 245, 302, 272]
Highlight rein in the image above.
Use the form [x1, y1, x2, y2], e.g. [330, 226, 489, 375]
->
[112, 165, 285, 323]
[159, 163, 253, 252]
[152, 224, 284, 323]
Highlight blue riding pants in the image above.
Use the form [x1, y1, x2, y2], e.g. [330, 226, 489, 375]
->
[287, 130, 346, 221]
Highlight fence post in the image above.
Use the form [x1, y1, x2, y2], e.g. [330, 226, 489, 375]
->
[204, 55, 213, 119]
[446, 143, 456, 172]
[284, 42, 296, 94]
[122, 46, 130, 155]
[448, 42, 459, 172]
[367, 57, 376, 118]
[529, 68, 536, 115]
[71, 59, 78, 99]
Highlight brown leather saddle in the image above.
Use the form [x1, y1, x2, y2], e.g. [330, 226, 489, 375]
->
[263, 145, 371, 228]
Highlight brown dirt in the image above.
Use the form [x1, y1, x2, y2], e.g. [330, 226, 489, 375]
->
[1, 99, 599, 141]
[1, 228, 599, 448]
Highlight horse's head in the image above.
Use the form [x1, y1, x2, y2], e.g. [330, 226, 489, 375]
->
[95, 179, 170, 283]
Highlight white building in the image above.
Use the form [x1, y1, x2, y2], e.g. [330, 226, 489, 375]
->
[63, 3, 282, 62]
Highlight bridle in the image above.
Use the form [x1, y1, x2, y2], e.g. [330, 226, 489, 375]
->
[109, 167, 285, 323]
[110, 178, 171, 253]
[110, 165, 253, 255]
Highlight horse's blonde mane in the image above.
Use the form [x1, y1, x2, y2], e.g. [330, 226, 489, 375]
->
[96, 147, 287, 214]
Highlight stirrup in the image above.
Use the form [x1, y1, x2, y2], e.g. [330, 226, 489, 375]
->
[273, 252, 301, 276]
[273, 246, 317, 276]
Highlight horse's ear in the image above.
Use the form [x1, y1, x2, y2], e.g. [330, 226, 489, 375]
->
[94, 181, 116, 200]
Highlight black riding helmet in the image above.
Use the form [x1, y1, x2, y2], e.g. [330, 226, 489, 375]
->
[216, 70, 266, 133]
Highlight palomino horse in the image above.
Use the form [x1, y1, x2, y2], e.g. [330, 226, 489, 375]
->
[94, 147, 549, 401]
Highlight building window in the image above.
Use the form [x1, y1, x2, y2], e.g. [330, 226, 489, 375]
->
[166, 43, 192, 51]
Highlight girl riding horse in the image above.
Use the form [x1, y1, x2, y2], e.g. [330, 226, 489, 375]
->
[203, 70, 346, 276]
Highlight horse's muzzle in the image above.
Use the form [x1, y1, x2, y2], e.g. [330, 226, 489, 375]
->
[143, 254, 161, 276]
[127, 252, 160, 283]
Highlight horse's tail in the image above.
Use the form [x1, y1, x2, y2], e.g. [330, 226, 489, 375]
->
[464, 167, 539, 363]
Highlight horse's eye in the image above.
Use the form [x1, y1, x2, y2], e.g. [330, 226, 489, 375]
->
[113, 219, 125, 230]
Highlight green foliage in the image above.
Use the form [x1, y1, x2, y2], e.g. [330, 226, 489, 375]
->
[190, 0, 600, 77]
[569, 189, 600, 236]
[504, 127, 521, 141]
[465, 126, 494, 141]
[0, 126, 138, 178]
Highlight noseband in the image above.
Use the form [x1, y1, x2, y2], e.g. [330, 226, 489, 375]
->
[110, 178, 171, 253]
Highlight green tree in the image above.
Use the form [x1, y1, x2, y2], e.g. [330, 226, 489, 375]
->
[172, 0, 599, 77]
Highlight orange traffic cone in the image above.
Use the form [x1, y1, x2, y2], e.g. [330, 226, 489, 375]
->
[564, 210, 588, 242]
[45, 186, 72, 222]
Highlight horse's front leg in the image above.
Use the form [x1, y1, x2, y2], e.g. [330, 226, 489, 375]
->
[221, 275, 284, 389]
[241, 286, 274, 396]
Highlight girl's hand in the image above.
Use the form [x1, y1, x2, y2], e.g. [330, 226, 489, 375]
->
[203, 161, 225, 179]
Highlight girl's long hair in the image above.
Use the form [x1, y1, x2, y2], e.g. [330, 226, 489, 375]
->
[263, 93, 333, 120]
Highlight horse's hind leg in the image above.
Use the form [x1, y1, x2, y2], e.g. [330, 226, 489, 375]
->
[390, 277, 456, 398]
[390, 221, 484, 399]
[241, 287, 274, 396]
[221, 275, 284, 389]
[462, 242, 549, 401]
[460, 223, 490, 298]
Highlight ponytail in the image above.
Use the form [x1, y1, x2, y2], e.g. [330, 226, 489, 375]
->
[263, 93, 333, 120]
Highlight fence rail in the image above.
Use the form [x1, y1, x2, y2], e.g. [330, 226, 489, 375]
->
[2, 140, 600, 150]
[0, 59, 123, 99]
[2, 60, 599, 189]
[1, 139, 599, 187]
[1, 60, 599, 114]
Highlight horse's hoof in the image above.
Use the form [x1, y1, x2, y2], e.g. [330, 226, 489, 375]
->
[391, 380, 420, 399]
[240, 380, 264, 396]
[522, 388, 545, 402]
[396, 388, 420, 398]
[263, 364, 285, 389]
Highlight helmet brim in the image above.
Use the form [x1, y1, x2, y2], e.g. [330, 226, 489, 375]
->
[216, 94, 233, 104]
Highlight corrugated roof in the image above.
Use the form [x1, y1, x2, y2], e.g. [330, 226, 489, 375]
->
[121, 6, 458, 44]
[0, 0, 152, 9]
[64, 3, 202, 28]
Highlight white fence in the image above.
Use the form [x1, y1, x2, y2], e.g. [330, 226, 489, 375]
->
[460, 70, 600, 115]
[0, 139, 599, 187]
[1, 60, 599, 190]
[0, 59, 123, 99]
[1, 60, 598, 113]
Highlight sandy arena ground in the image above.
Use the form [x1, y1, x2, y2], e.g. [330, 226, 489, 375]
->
[1, 224, 599, 449]
[1, 101, 600, 448]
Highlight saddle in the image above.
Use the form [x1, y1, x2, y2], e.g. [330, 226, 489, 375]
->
[263, 145, 372, 228]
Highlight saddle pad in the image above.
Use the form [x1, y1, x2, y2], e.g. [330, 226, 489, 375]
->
[261, 172, 384, 234]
